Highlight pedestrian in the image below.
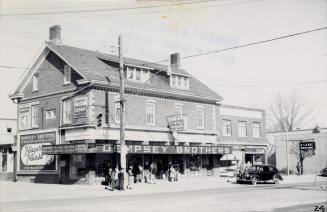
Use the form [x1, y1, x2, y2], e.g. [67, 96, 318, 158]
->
[127, 166, 134, 189]
[150, 162, 157, 184]
[118, 168, 125, 191]
[138, 164, 144, 183]
[169, 166, 176, 182]
[296, 162, 301, 176]
[107, 167, 113, 187]
[111, 167, 119, 191]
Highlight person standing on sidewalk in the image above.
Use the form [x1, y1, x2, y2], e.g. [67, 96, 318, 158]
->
[118, 168, 125, 191]
[296, 162, 301, 176]
[107, 167, 113, 187]
[127, 166, 134, 189]
[111, 167, 119, 191]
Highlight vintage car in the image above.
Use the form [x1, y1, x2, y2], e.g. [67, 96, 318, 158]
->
[320, 167, 327, 177]
[237, 164, 283, 185]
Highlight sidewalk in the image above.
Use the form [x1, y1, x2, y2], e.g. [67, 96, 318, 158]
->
[1, 175, 326, 203]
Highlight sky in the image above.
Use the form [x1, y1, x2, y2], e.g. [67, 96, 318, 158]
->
[0, 0, 326, 129]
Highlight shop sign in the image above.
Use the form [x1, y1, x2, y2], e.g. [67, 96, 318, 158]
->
[74, 96, 88, 118]
[123, 145, 232, 155]
[169, 119, 185, 131]
[300, 141, 315, 150]
[42, 144, 113, 155]
[20, 132, 56, 171]
[245, 148, 265, 154]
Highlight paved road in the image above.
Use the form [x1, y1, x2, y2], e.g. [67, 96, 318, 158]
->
[1, 182, 326, 212]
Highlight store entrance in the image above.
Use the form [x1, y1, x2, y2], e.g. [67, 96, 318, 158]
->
[153, 154, 168, 177]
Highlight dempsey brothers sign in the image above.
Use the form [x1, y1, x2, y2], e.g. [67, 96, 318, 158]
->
[43, 144, 232, 155]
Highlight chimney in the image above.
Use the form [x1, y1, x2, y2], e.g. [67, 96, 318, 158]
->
[170, 53, 180, 68]
[49, 25, 61, 46]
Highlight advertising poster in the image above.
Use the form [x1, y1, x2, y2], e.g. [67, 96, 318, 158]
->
[74, 96, 88, 118]
[20, 132, 56, 171]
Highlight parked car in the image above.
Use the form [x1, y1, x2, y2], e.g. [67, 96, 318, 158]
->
[320, 167, 327, 177]
[237, 164, 283, 185]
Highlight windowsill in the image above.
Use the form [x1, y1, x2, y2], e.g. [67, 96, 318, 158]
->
[238, 136, 247, 138]
[222, 134, 232, 137]
[63, 82, 71, 86]
[196, 127, 205, 130]
[32, 90, 39, 93]
[146, 123, 155, 127]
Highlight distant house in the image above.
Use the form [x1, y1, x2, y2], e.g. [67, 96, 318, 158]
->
[9, 25, 267, 184]
[0, 118, 16, 180]
[267, 127, 327, 174]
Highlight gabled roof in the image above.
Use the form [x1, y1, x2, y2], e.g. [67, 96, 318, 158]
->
[11, 41, 223, 102]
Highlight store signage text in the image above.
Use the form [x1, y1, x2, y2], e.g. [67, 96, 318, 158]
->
[74, 96, 88, 118]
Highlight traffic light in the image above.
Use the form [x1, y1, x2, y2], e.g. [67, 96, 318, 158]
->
[97, 114, 103, 127]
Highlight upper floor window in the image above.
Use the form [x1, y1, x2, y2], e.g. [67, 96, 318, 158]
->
[170, 74, 189, 90]
[238, 121, 247, 137]
[64, 65, 71, 85]
[45, 109, 56, 120]
[63, 99, 72, 124]
[253, 122, 261, 138]
[126, 66, 150, 83]
[175, 104, 183, 119]
[31, 104, 39, 128]
[146, 100, 156, 126]
[196, 107, 204, 129]
[222, 120, 232, 136]
[32, 73, 39, 92]
[7, 128, 12, 133]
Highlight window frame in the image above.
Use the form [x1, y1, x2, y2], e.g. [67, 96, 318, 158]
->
[64, 65, 71, 85]
[31, 104, 39, 128]
[238, 121, 247, 137]
[146, 100, 156, 126]
[196, 106, 204, 129]
[45, 109, 56, 120]
[170, 74, 189, 90]
[253, 122, 261, 138]
[114, 102, 121, 124]
[32, 73, 39, 92]
[222, 119, 232, 136]
[63, 99, 72, 124]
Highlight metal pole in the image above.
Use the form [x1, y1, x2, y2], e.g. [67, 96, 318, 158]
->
[118, 35, 126, 170]
[286, 128, 289, 176]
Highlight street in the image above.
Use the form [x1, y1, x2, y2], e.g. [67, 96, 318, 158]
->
[1, 180, 326, 212]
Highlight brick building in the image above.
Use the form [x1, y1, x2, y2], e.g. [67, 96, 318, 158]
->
[10, 25, 267, 183]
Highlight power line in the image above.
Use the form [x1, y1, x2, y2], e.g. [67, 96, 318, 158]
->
[0, 0, 232, 17]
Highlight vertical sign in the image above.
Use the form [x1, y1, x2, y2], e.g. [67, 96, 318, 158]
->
[20, 132, 56, 171]
[74, 96, 88, 118]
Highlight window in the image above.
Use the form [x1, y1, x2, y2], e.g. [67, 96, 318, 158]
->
[125, 67, 149, 82]
[170, 74, 189, 89]
[238, 121, 247, 137]
[63, 100, 72, 124]
[45, 109, 56, 119]
[64, 65, 71, 84]
[253, 122, 261, 138]
[7, 128, 12, 133]
[31, 105, 39, 128]
[196, 107, 204, 129]
[114, 102, 121, 124]
[32, 74, 39, 92]
[146, 101, 156, 126]
[222, 120, 232, 136]
[175, 104, 183, 119]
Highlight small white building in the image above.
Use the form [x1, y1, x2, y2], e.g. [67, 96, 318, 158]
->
[0, 118, 17, 180]
[267, 127, 327, 175]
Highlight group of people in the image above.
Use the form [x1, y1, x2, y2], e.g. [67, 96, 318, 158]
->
[106, 166, 134, 191]
[104, 163, 179, 191]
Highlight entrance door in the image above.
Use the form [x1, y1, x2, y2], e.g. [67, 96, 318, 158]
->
[153, 154, 168, 177]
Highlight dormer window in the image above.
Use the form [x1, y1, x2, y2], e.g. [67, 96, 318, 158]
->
[64, 65, 71, 85]
[170, 74, 189, 90]
[32, 73, 39, 92]
[126, 66, 150, 82]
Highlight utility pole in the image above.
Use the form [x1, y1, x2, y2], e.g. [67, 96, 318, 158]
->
[286, 128, 289, 176]
[118, 35, 126, 170]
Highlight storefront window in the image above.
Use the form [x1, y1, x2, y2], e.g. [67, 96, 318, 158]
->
[189, 154, 201, 173]
[70, 154, 86, 179]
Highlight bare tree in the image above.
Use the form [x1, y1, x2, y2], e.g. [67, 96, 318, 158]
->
[289, 140, 315, 175]
[267, 93, 314, 132]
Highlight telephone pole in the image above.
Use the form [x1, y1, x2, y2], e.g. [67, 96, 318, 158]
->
[118, 35, 126, 170]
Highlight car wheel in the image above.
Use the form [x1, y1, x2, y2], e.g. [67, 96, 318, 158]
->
[273, 175, 280, 184]
[251, 176, 258, 185]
